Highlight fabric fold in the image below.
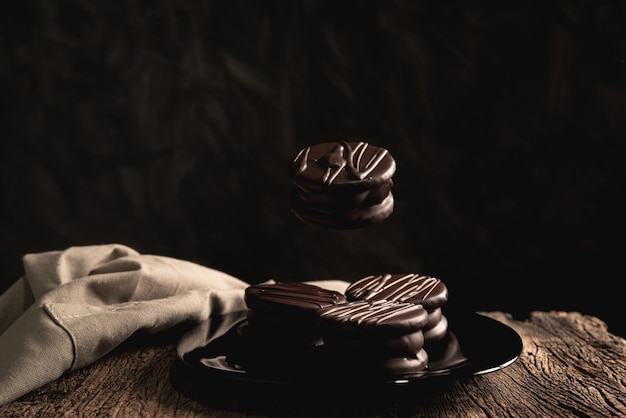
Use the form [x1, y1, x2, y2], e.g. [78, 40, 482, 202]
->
[0, 244, 249, 406]
[0, 304, 74, 406]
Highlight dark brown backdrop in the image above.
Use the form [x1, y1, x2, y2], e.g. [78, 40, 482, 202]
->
[1, 0, 625, 337]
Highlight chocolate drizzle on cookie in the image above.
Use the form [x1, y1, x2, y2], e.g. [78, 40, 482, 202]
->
[317, 300, 428, 330]
[346, 273, 448, 310]
[288, 141, 396, 228]
[293, 141, 390, 186]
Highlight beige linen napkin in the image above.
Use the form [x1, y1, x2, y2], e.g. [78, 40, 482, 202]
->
[0, 244, 251, 406]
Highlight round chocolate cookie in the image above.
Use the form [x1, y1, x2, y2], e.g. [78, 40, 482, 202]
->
[240, 281, 347, 347]
[244, 281, 347, 313]
[288, 141, 396, 228]
[345, 273, 450, 343]
[236, 281, 347, 374]
[345, 273, 448, 308]
[316, 300, 429, 376]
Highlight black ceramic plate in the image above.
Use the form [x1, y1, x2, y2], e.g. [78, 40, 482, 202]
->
[176, 308, 523, 387]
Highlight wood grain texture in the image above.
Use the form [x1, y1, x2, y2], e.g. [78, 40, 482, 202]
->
[1, 311, 624, 417]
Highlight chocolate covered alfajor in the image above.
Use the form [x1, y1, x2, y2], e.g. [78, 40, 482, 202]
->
[234, 281, 347, 374]
[239, 281, 347, 348]
[288, 141, 396, 229]
[344, 273, 467, 369]
[345, 273, 449, 343]
[316, 300, 429, 376]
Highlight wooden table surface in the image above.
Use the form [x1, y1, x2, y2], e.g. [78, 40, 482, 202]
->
[2, 311, 625, 417]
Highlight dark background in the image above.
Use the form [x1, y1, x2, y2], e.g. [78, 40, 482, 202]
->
[1, 1, 625, 337]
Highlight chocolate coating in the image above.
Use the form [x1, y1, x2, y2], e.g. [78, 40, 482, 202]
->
[423, 314, 448, 342]
[290, 191, 394, 229]
[289, 141, 396, 192]
[317, 300, 430, 375]
[370, 349, 429, 375]
[424, 307, 443, 329]
[345, 273, 448, 310]
[245, 282, 347, 314]
[295, 179, 393, 210]
[317, 300, 428, 335]
[240, 282, 347, 351]
[288, 141, 396, 228]
[346, 274, 451, 344]
[323, 329, 425, 358]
